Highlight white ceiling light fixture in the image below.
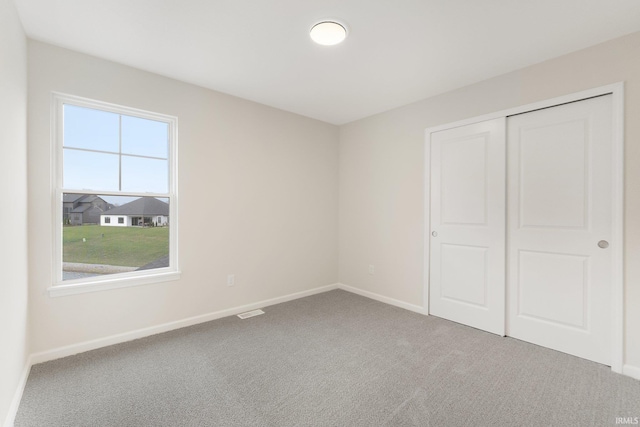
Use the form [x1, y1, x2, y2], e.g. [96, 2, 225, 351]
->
[310, 21, 347, 46]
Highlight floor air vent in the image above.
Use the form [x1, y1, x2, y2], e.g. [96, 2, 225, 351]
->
[237, 309, 265, 319]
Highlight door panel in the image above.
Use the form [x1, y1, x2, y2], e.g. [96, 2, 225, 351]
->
[429, 118, 506, 336]
[507, 95, 612, 365]
[518, 119, 588, 229]
[441, 135, 488, 225]
[440, 244, 488, 307]
[517, 250, 588, 329]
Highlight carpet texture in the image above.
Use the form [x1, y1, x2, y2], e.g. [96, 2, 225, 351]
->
[15, 290, 640, 426]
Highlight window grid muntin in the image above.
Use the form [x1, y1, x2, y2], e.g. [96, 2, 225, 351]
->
[62, 103, 169, 194]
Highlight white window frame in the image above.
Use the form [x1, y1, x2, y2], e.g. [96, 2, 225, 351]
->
[49, 93, 180, 297]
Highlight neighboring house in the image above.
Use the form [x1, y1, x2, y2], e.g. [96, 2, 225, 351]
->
[100, 197, 169, 227]
[63, 194, 112, 225]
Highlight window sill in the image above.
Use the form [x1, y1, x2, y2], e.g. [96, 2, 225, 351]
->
[48, 270, 181, 297]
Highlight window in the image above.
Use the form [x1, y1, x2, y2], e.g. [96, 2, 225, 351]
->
[52, 93, 179, 296]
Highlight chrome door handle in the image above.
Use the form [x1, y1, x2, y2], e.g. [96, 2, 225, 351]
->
[432, 231, 438, 237]
[598, 240, 609, 249]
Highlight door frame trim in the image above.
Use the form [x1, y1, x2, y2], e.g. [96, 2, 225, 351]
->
[423, 82, 625, 373]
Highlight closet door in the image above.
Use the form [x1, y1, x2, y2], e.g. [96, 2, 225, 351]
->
[429, 118, 506, 336]
[507, 95, 613, 365]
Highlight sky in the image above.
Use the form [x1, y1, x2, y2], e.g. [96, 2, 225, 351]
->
[63, 104, 169, 195]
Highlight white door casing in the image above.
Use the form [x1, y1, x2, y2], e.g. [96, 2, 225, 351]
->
[506, 95, 613, 365]
[429, 118, 506, 336]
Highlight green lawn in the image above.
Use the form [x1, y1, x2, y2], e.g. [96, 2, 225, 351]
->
[63, 225, 169, 267]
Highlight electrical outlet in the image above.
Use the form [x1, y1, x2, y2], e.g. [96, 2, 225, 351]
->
[227, 274, 235, 286]
[368, 264, 375, 275]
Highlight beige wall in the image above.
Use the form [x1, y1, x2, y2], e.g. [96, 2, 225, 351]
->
[0, 0, 29, 423]
[27, 41, 339, 353]
[339, 31, 640, 369]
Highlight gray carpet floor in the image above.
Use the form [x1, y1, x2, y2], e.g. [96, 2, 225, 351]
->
[15, 290, 640, 426]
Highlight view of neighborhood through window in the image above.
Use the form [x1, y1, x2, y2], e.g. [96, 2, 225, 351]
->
[60, 101, 173, 282]
[62, 194, 170, 281]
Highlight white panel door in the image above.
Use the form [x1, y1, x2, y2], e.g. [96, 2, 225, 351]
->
[507, 95, 613, 365]
[429, 118, 506, 336]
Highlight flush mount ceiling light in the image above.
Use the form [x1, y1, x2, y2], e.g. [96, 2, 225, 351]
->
[310, 21, 347, 46]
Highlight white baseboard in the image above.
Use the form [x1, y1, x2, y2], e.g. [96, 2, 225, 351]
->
[623, 364, 640, 380]
[337, 283, 428, 315]
[30, 283, 339, 365]
[29, 282, 427, 366]
[3, 356, 32, 427]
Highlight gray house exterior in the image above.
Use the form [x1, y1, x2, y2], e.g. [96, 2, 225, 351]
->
[63, 194, 112, 225]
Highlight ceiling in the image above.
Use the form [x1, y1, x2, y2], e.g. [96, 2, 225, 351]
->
[13, 0, 640, 125]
